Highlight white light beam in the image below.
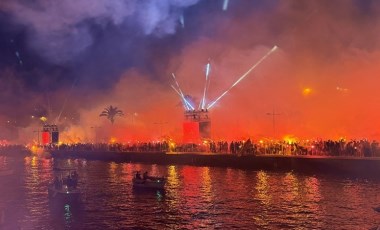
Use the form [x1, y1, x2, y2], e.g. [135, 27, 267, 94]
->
[200, 60, 211, 110]
[180, 14, 185, 28]
[223, 0, 229, 11]
[171, 85, 188, 110]
[171, 73, 195, 110]
[207, 45, 278, 110]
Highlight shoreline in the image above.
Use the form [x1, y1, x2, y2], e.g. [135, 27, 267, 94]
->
[49, 150, 380, 178]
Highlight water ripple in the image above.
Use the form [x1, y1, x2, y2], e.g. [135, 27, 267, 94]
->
[1, 156, 380, 229]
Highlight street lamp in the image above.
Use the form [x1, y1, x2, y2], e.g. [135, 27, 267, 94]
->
[266, 108, 281, 139]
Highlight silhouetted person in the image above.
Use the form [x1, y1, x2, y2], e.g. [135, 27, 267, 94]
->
[54, 176, 61, 189]
[135, 171, 142, 179]
[143, 171, 148, 180]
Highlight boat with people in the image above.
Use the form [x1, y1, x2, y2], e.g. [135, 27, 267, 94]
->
[132, 171, 166, 190]
[48, 171, 81, 202]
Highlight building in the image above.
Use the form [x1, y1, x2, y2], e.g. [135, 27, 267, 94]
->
[41, 124, 59, 145]
[183, 110, 211, 143]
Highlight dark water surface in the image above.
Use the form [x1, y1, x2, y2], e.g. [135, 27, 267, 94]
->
[0, 154, 380, 229]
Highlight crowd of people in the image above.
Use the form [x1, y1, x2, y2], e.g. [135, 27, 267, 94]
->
[43, 142, 170, 152]
[208, 139, 380, 157]
[1, 138, 379, 158]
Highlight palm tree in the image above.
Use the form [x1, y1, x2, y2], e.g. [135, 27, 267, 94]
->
[99, 105, 124, 124]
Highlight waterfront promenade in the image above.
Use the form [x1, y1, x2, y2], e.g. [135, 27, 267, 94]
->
[50, 150, 380, 178]
[2, 144, 380, 178]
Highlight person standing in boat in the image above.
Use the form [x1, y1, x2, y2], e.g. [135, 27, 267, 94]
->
[71, 171, 78, 180]
[71, 171, 78, 188]
[54, 176, 61, 189]
[135, 171, 142, 179]
[66, 174, 73, 187]
[143, 171, 148, 180]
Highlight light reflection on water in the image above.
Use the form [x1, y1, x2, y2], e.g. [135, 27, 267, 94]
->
[256, 170, 271, 206]
[0, 155, 380, 229]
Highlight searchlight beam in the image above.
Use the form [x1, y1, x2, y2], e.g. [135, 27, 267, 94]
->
[200, 60, 211, 110]
[171, 73, 195, 110]
[207, 45, 278, 110]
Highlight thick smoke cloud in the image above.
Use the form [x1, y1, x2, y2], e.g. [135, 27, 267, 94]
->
[1, 0, 199, 63]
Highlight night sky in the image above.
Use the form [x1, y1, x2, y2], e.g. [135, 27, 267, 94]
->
[0, 0, 379, 143]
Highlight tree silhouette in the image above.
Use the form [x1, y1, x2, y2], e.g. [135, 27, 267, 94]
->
[99, 105, 124, 124]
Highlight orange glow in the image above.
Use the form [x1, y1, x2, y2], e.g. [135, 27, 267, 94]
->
[110, 137, 117, 143]
[2, 2, 380, 146]
[21, 48, 380, 144]
[169, 141, 176, 152]
[302, 88, 312, 96]
[30, 145, 37, 152]
[283, 135, 298, 144]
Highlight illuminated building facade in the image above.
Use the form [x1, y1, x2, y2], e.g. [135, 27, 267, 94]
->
[183, 110, 211, 143]
[41, 124, 59, 145]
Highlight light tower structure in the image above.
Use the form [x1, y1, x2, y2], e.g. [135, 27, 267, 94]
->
[171, 45, 278, 143]
[183, 109, 211, 143]
[171, 67, 212, 143]
[41, 124, 59, 145]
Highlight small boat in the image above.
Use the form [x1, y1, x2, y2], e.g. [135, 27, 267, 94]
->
[48, 184, 81, 202]
[132, 172, 166, 190]
[48, 171, 80, 202]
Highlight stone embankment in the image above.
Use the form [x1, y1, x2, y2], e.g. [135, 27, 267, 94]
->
[50, 150, 380, 178]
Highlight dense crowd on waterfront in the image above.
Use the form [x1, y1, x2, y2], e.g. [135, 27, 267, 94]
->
[210, 139, 380, 157]
[54, 142, 169, 152]
[0, 138, 379, 158]
[19, 138, 380, 158]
